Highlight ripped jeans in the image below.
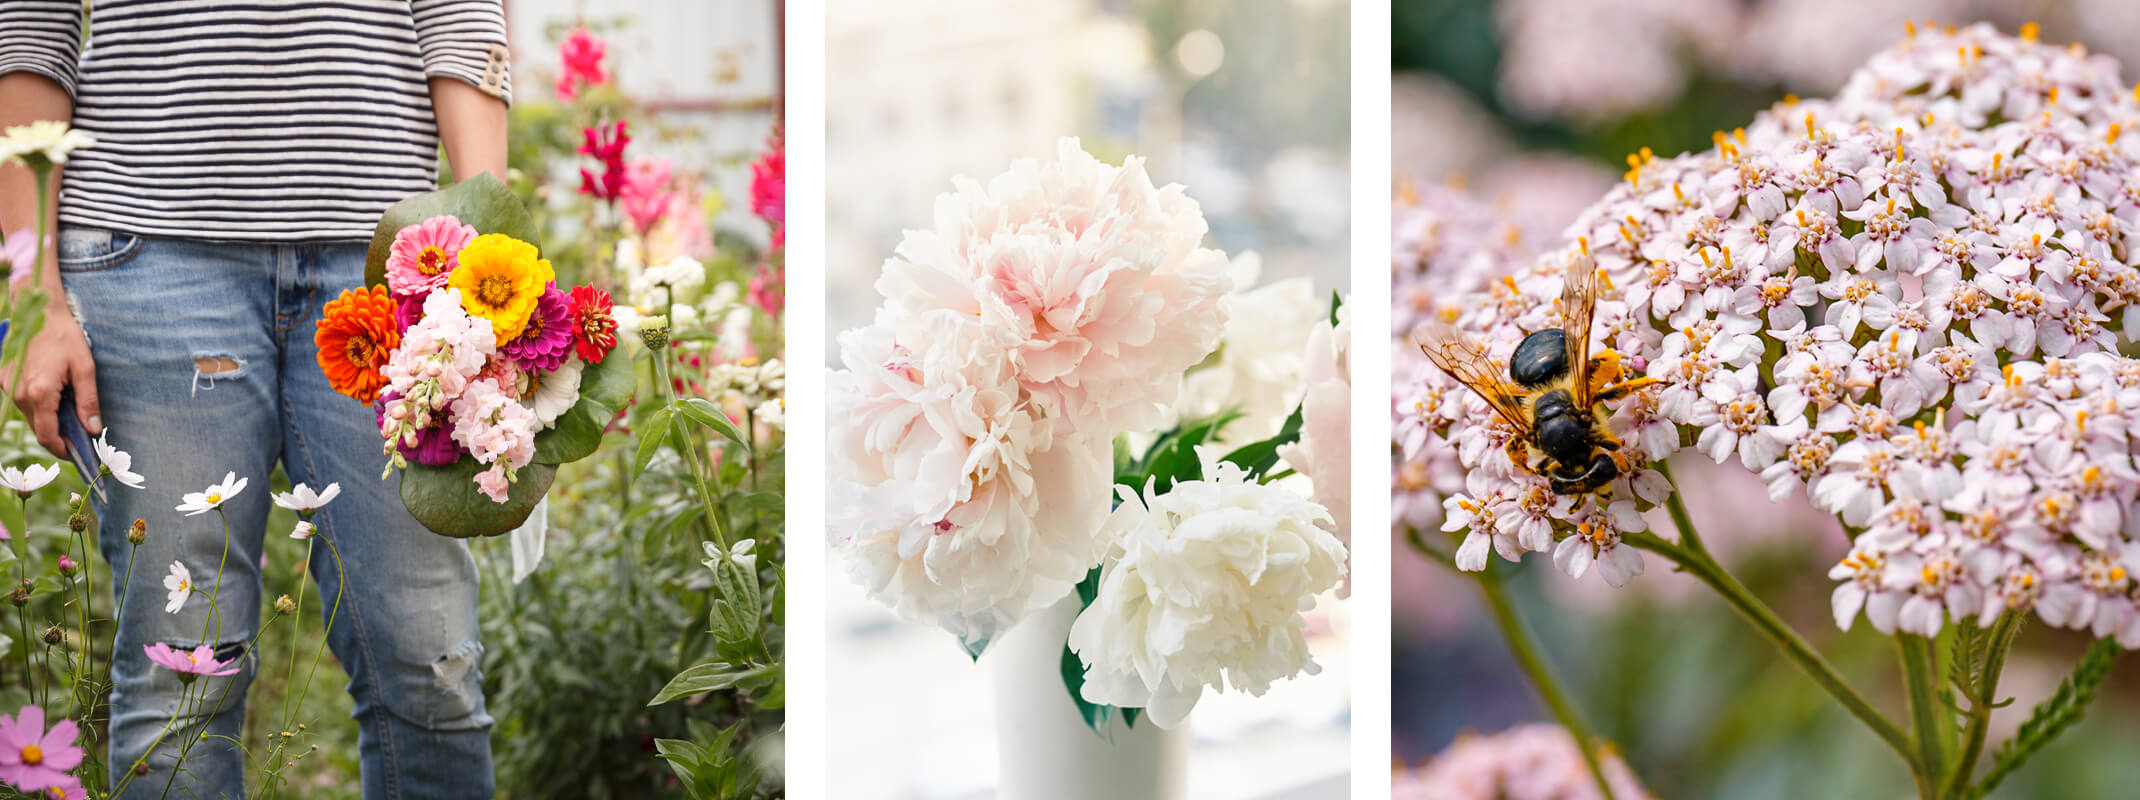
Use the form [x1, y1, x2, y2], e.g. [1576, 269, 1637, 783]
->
[57, 229, 495, 799]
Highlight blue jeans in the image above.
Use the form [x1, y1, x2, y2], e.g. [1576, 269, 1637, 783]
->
[57, 229, 495, 799]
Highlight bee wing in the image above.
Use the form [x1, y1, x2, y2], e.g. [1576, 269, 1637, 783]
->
[1415, 323, 1534, 437]
[1560, 251, 1602, 409]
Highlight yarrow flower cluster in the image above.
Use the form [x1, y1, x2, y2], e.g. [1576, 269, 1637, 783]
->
[1393, 724, 1654, 800]
[830, 138, 1233, 651]
[323, 218, 620, 503]
[1411, 24, 2140, 644]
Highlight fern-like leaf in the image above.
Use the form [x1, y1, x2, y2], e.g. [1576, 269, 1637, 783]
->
[1971, 638, 2120, 798]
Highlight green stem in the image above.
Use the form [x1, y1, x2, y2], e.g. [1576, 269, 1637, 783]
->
[1626, 500, 1916, 764]
[1899, 633, 1950, 798]
[1944, 612, 2021, 796]
[650, 344, 730, 549]
[1474, 566, 1620, 800]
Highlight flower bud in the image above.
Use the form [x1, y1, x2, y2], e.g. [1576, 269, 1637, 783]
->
[9, 581, 29, 606]
[68, 510, 87, 533]
[638, 315, 671, 349]
[275, 594, 297, 614]
[41, 625, 61, 645]
[128, 518, 147, 545]
[57, 555, 76, 575]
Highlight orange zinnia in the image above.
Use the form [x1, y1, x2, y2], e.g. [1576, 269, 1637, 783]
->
[316, 285, 401, 405]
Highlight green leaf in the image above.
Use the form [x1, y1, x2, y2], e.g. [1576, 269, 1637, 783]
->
[1222, 403, 1304, 480]
[1058, 564, 1136, 739]
[676, 397, 750, 449]
[398, 459, 556, 538]
[635, 407, 675, 477]
[1138, 409, 1242, 494]
[364, 173, 538, 288]
[1973, 637, 2121, 797]
[649, 659, 764, 705]
[1328, 289, 1344, 325]
[531, 347, 638, 464]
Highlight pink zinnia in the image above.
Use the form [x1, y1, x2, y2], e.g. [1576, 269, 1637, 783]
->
[384, 215, 476, 298]
[501, 285, 574, 371]
[143, 642, 240, 681]
[395, 292, 427, 331]
[554, 27, 608, 101]
[0, 704, 84, 792]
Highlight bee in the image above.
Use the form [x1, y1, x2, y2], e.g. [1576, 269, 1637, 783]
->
[1417, 245, 1659, 495]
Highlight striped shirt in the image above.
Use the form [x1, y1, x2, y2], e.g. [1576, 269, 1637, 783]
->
[0, 0, 512, 242]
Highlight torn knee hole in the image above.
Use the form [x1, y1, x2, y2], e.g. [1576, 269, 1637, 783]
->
[194, 357, 241, 375]
[430, 640, 482, 690]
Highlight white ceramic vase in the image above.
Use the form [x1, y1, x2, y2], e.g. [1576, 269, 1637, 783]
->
[989, 595, 1190, 800]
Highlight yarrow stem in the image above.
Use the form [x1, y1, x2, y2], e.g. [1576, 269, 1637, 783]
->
[1399, 525, 1622, 800]
[1944, 611, 2021, 797]
[1471, 561, 1621, 800]
[1625, 481, 1916, 766]
[1898, 633, 1951, 798]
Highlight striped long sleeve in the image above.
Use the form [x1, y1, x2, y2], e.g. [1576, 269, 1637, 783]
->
[411, 0, 513, 105]
[0, 0, 86, 96]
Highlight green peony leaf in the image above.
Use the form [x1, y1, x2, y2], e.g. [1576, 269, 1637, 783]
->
[364, 173, 539, 288]
[399, 458, 557, 538]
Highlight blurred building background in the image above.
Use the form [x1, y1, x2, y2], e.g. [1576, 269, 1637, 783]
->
[1392, 2, 2140, 798]
[826, 1, 1351, 798]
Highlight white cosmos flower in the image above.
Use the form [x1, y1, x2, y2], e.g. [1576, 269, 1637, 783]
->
[272, 482, 340, 513]
[1066, 453, 1346, 728]
[93, 431, 146, 489]
[828, 311, 1113, 652]
[163, 561, 193, 614]
[874, 137, 1232, 436]
[289, 521, 315, 541]
[521, 356, 584, 429]
[0, 120, 95, 167]
[176, 472, 247, 516]
[0, 462, 61, 495]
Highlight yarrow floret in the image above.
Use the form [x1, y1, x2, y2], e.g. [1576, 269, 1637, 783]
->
[1405, 23, 2140, 645]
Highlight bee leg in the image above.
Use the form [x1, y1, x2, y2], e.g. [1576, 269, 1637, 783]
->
[1506, 437, 1542, 477]
[1596, 376, 1661, 403]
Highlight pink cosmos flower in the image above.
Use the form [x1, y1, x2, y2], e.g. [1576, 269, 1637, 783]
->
[554, 27, 607, 101]
[142, 643, 240, 680]
[0, 705, 83, 792]
[384, 215, 477, 298]
[2, 229, 43, 288]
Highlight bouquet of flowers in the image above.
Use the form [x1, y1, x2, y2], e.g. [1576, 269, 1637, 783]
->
[829, 139, 1351, 732]
[316, 175, 635, 538]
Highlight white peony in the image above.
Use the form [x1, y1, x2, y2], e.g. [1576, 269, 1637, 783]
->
[1067, 453, 1347, 728]
[1280, 302, 1350, 544]
[828, 309, 1113, 652]
[1173, 251, 1324, 445]
[875, 137, 1232, 437]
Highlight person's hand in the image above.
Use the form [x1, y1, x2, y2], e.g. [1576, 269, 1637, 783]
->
[12, 303, 99, 458]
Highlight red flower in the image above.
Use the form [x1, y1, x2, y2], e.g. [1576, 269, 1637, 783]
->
[577, 122, 630, 202]
[568, 286, 620, 364]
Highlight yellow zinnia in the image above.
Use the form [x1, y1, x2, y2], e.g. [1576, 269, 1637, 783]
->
[449, 233, 555, 340]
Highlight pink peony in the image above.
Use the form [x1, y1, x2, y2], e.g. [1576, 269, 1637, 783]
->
[554, 27, 607, 101]
[1282, 306, 1351, 547]
[876, 137, 1231, 436]
[383, 215, 476, 298]
[142, 643, 239, 680]
[0, 705, 83, 792]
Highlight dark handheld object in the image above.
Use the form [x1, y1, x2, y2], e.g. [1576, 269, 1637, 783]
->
[58, 384, 106, 503]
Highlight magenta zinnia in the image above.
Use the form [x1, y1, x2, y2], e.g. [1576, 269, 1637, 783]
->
[501, 284, 574, 371]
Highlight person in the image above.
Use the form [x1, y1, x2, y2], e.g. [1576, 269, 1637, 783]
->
[0, 2, 511, 796]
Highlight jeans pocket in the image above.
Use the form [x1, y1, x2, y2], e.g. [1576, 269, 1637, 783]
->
[56, 227, 146, 273]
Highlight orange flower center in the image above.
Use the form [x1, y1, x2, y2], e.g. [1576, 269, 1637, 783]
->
[345, 333, 376, 367]
[478, 275, 516, 307]
[21, 743, 42, 764]
[418, 246, 448, 276]
[521, 311, 545, 340]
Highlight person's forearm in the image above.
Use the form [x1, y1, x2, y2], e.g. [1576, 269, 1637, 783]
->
[430, 76, 508, 183]
[0, 71, 73, 299]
